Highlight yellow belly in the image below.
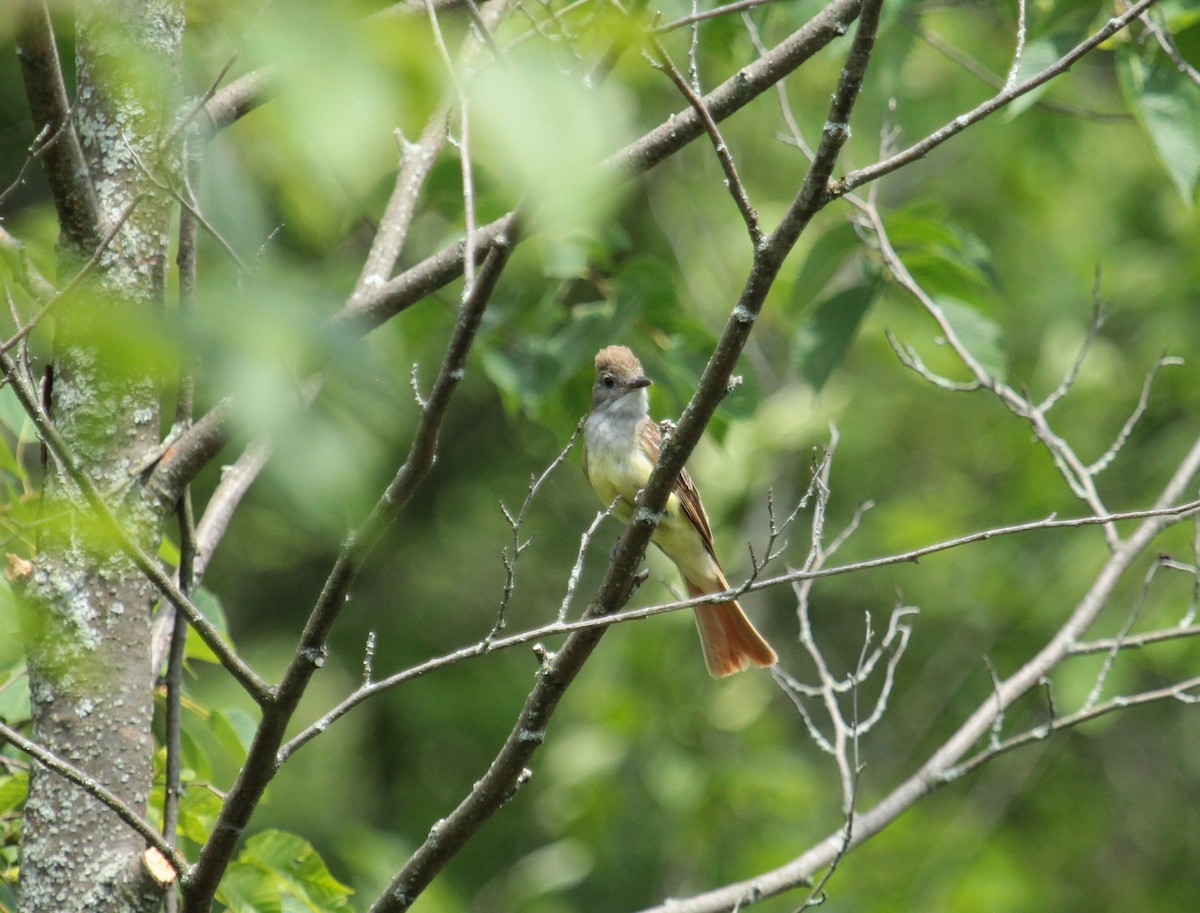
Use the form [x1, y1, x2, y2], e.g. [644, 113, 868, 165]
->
[586, 445, 711, 583]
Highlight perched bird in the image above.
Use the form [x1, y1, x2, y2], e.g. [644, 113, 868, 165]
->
[582, 345, 777, 677]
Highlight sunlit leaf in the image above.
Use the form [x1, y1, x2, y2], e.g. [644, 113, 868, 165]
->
[1119, 43, 1200, 203]
[227, 830, 354, 913]
[0, 773, 27, 816]
[177, 787, 223, 847]
[218, 859, 283, 913]
[939, 297, 1007, 380]
[0, 389, 38, 445]
[468, 48, 634, 243]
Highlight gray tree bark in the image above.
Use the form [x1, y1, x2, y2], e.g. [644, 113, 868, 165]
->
[16, 2, 184, 911]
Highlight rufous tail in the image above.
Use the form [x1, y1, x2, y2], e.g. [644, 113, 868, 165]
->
[687, 580, 777, 678]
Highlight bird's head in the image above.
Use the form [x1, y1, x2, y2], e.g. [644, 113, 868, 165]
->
[591, 345, 652, 412]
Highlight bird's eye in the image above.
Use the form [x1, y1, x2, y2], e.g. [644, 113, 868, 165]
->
[602, 375, 615, 388]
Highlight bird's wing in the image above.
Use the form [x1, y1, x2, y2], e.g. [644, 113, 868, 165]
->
[639, 418, 720, 562]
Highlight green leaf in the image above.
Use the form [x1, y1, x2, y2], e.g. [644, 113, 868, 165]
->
[177, 787, 223, 847]
[1006, 34, 1081, 119]
[182, 587, 233, 666]
[0, 773, 27, 816]
[793, 283, 878, 392]
[469, 47, 634, 242]
[0, 388, 38, 445]
[219, 860, 283, 913]
[220, 831, 353, 913]
[789, 221, 863, 315]
[179, 726, 214, 784]
[208, 707, 256, 764]
[886, 206, 999, 301]
[1119, 43, 1200, 203]
[0, 669, 29, 726]
[939, 298, 1008, 380]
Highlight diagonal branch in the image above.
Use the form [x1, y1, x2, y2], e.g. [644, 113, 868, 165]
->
[0, 352, 269, 703]
[0, 718, 187, 877]
[830, 0, 1158, 197]
[332, 0, 865, 337]
[199, 66, 279, 137]
[366, 5, 884, 910]
[14, 0, 102, 250]
[138, 0, 865, 506]
[634, 433, 1200, 913]
[277, 499, 1200, 762]
[181, 228, 517, 913]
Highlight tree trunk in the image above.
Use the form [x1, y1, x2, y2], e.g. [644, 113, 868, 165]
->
[17, 2, 184, 911]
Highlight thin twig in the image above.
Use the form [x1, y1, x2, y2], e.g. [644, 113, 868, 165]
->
[1139, 6, 1200, 88]
[864, 199, 1121, 547]
[1, 195, 145, 352]
[0, 353, 269, 703]
[636, 434, 1200, 913]
[948, 674, 1200, 780]
[333, 0, 866, 336]
[832, 0, 1158, 197]
[654, 0, 794, 33]
[1003, 0, 1028, 91]
[426, 0, 479, 297]
[1088, 354, 1183, 476]
[491, 422, 584, 639]
[0, 718, 187, 877]
[1038, 274, 1104, 413]
[280, 499, 1200, 763]
[651, 42, 764, 248]
[182, 231, 516, 913]
[162, 493, 195, 913]
[13, 0, 102, 249]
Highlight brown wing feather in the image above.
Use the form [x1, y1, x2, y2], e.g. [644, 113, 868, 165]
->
[639, 419, 719, 562]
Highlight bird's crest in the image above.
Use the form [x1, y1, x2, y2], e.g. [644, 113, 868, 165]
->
[594, 345, 644, 379]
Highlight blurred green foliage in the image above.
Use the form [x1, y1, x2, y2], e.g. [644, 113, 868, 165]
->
[1, 0, 1199, 911]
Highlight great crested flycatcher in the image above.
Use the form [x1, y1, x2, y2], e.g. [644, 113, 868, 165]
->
[582, 345, 777, 677]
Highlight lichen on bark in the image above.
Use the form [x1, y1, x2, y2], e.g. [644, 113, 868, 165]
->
[16, 2, 186, 912]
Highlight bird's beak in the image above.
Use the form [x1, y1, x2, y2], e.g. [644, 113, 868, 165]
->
[628, 375, 652, 390]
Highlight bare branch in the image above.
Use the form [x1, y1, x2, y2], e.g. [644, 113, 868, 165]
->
[425, 0, 479, 296]
[492, 422, 584, 639]
[559, 500, 618, 623]
[1088, 354, 1183, 476]
[905, 18, 1128, 122]
[1003, 0, 1029, 92]
[199, 66, 280, 137]
[14, 0, 102, 250]
[279, 499, 1200, 766]
[634, 433, 1200, 913]
[863, 198, 1122, 546]
[1071, 622, 1200, 656]
[0, 354, 269, 703]
[831, 0, 1157, 197]
[182, 230, 516, 913]
[949, 674, 1200, 780]
[145, 399, 236, 512]
[0, 719, 187, 878]
[655, 0, 795, 34]
[1139, 6, 1200, 88]
[332, 0, 866, 336]
[651, 43, 764, 248]
[1038, 277, 1104, 413]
